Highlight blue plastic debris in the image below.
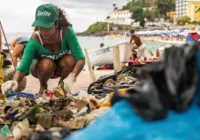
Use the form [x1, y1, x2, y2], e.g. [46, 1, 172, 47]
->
[66, 100, 200, 140]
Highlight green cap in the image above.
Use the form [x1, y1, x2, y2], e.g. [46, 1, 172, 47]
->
[32, 4, 59, 28]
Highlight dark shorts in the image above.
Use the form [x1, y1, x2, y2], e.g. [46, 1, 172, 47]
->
[30, 55, 67, 79]
[16, 37, 29, 55]
[16, 42, 27, 55]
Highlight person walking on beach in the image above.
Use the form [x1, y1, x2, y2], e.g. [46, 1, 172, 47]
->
[129, 29, 146, 60]
[10, 37, 29, 68]
[1, 4, 85, 95]
[186, 26, 200, 44]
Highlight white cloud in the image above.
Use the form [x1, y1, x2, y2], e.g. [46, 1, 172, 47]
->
[0, 0, 126, 33]
[0, 0, 45, 33]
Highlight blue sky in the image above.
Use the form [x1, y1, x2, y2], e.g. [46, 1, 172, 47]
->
[0, 0, 127, 33]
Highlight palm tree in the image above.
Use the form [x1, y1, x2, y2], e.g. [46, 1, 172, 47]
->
[113, 4, 116, 11]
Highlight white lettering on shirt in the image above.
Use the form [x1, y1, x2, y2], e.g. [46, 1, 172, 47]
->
[41, 50, 67, 60]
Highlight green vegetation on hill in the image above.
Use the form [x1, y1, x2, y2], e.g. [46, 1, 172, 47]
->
[123, 0, 175, 16]
[86, 22, 107, 34]
[123, 0, 175, 26]
[84, 0, 176, 34]
[85, 22, 134, 34]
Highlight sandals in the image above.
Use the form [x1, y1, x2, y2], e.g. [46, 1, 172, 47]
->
[34, 92, 44, 99]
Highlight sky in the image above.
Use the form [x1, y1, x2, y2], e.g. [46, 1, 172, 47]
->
[0, 0, 127, 33]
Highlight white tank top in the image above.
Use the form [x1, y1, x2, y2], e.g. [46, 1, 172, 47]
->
[35, 30, 63, 45]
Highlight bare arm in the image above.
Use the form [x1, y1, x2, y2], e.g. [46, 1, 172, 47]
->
[130, 36, 136, 45]
[10, 38, 18, 51]
[71, 60, 85, 77]
[13, 71, 26, 83]
[130, 36, 133, 44]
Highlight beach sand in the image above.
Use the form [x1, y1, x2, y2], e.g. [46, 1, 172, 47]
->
[141, 36, 185, 44]
[105, 34, 185, 44]
[23, 70, 114, 93]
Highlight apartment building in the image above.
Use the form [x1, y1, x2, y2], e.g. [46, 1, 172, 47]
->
[176, 0, 200, 21]
[105, 10, 134, 25]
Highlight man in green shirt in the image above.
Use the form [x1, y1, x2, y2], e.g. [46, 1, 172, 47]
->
[1, 4, 85, 95]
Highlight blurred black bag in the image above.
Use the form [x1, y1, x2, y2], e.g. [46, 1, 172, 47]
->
[111, 43, 199, 121]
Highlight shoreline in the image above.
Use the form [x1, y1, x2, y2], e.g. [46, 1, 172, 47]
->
[140, 36, 185, 44]
[103, 34, 185, 45]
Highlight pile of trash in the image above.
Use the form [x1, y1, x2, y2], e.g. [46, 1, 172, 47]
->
[88, 65, 139, 99]
[0, 84, 111, 139]
[0, 52, 147, 139]
[0, 62, 140, 139]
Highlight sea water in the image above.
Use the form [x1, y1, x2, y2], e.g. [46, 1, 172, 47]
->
[3, 33, 170, 53]
[2, 33, 174, 70]
[78, 36, 171, 56]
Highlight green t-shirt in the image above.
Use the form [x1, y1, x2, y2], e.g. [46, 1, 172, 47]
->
[17, 26, 85, 74]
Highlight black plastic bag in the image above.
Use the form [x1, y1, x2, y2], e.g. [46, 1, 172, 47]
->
[111, 43, 199, 121]
[87, 66, 140, 95]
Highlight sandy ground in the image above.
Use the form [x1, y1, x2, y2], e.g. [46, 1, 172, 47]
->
[141, 36, 185, 44]
[23, 70, 114, 93]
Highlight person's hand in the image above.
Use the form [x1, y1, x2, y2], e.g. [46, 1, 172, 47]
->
[69, 73, 76, 83]
[1, 80, 18, 95]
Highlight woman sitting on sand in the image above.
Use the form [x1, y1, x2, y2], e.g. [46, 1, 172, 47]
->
[1, 4, 85, 95]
